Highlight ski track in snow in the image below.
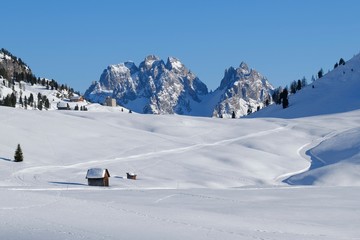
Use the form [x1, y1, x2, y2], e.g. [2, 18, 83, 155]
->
[275, 130, 338, 182]
[276, 127, 355, 183]
[12, 124, 290, 187]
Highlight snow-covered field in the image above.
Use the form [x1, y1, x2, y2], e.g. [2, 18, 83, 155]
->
[1, 53, 360, 239]
[1, 105, 360, 239]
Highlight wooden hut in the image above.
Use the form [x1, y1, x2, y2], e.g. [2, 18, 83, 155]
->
[86, 168, 110, 186]
[126, 172, 137, 180]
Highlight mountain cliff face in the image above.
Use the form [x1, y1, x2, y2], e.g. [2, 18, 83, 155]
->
[212, 62, 274, 118]
[0, 48, 32, 79]
[84, 56, 274, 117]
[85, 55, 208, 114]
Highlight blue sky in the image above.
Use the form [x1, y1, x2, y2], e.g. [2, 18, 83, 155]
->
[2, 0, 360, 92]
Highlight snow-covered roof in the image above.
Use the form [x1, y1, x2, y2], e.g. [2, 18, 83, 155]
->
[86, 168, 110, 179]
[57, 101, 68, 108]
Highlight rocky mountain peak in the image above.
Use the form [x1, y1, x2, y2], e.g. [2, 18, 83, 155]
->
[239, 61, 250, 73]
[124, 61, 138, 75]
[84, 56, 273, 118]
[142, 55, 162, 69]
[166, 57, 185, 72]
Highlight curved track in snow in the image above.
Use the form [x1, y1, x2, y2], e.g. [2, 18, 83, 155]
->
[11, 123, 290, 188]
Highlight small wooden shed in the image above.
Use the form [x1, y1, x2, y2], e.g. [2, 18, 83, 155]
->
[86, 168, 110, 186]
[126, 172, 137, 180]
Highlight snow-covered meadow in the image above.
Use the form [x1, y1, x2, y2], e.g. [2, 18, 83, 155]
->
[0, 105, 360, 239]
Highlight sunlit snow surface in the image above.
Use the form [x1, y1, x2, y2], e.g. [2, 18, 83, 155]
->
[0, 106, 360, 239]
[1, 53, 360, 239]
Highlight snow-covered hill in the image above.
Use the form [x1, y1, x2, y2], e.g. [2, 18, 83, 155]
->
[1, 97, 360, 238]
[249, 53, 360, 119]
[1, 51, 360, 239]
[246, 53, 360, 186]
[84, 56, 274, 117]
[0, 48, 31, 80]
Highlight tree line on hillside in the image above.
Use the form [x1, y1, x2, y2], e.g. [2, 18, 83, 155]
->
[1, 48, 79, 109]
[0, 91, 50, 110]
[271, 56, 347, 110]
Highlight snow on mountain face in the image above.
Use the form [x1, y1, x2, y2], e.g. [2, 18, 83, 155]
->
[85, 55, 209, 114]
[85, 56, 273, 117]
[212, 62, 274, 118]
[0, 49, 32, 79]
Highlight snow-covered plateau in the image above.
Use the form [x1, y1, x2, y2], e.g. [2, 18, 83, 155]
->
[1, 52, 360, 239]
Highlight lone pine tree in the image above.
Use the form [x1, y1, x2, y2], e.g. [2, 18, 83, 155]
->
[14, 144, 24, 162]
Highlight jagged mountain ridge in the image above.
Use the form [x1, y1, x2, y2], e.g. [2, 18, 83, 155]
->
[84, 55, 274, 117]
[85, 55, 208, 114]
[212, 62, 274, 118]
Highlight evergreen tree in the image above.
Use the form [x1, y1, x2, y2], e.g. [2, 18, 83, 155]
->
[301, 77, 307, 87]
[38, 100, 43, 110]
[296, 79, 302, 91]
[318, 68, 324, 79]
[290, 81, 297, 94]
[232, 111, 236, 118]
[282, 98, 289, 109]
[24, 96, 28, 109]
[247, 108, 252, 115]
[14, 144, 24, 162]
[28, 93, 34, 106]
[44, 98, 50, 109]
[339, 58, 345, 65]
[10, 93, 16, 107]
[281, 88, 289, 109]
[272, 87, 282, 105]
[311, 75, 316, 82]
[19, 96, 23, 107]
[265, 99, 270, 106]
[0, 67, 8, 79]
[2, 95, 10, 106]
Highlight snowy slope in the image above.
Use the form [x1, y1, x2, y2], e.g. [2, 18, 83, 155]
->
[285, 127, 360, 185]
[0, 79, 108, 111]
[245, 53, 360, 186]
[1, 103, 360, 239]
[249, 53, 360, 119]
[1, 52, 360, 240]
